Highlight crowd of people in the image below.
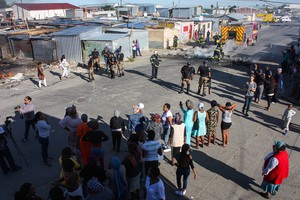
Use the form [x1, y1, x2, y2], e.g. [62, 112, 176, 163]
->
[1, 35, 298, 200]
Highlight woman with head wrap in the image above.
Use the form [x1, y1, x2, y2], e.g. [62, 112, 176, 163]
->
[170, 112, 186, 165]
[106, 157, 128, 199]
[110, 110, 125, 152]
[260, 141, 289, 199]
[86, 177, 114, 200]
[192, 102, 208, 148]
[179, 100, 194, 145]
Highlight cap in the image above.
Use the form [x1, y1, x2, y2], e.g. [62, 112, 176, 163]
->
[198, 102, 204, 109]
[187, 62, 191, 66]
[87, 177, 104, 193]
[274, 140, 285, 149]
[154, 114, 161, 120]
[137, 103, 144, 110]
[0, 127, 4, 134]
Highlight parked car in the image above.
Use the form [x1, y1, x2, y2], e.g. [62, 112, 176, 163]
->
[281, 16, 291, 22]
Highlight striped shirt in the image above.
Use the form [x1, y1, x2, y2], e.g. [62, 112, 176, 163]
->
[141, 141, 161, 161]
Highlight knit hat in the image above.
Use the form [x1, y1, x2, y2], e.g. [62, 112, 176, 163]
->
[274, 140, 285, 149]
[87, 177, 104, 193]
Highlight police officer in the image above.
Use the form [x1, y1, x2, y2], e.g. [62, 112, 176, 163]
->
[173, 35, 178, 50]
[90, 48, 100, 72]
[0, 127, 22, 174]
[179, 62, 193, 94]
[116, 48, 125, 77]
[108, 52, 117, 79]
[197, 61, 211, 96]
[150, 51, 161, 80]
[102, 47, 110, 71]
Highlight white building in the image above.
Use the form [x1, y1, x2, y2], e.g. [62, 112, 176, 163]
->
[12, 3, 79, 20]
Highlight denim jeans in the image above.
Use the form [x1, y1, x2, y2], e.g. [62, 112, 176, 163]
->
[163, 127, 170, 148]
[243, 96, 253, 113]
[104, 57, 108, 70]
[176, 167, 190, 190]
[39, 137, 49, 163]
[255, 85, 264, 102]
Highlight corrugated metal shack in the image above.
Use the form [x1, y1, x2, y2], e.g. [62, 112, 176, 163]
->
[105, 28, 149, 52]
[30, 36, 57, 61]
[9, 34, 33, 59]
[52, 26, 102, 63]
[81, 33, 130, 62]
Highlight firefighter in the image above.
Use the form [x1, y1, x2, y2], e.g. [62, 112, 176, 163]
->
[173, 35, 178, 50]
[179, 62, 193, 94]
[198, 33, 205, 48]
[218, 43, 225, 57]
[213, 34, 220, 45]
[212, 46, 221, 62]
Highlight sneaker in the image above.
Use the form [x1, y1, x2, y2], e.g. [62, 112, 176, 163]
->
[182, 189, 186, 196]
[284, 130, 288, 135]
[175, 190, 183, 196]
[164, 148, 171, 152]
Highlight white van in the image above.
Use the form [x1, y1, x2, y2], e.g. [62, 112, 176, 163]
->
[281, 16, 291, 22]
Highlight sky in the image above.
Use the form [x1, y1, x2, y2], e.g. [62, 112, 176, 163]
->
[6, 0, 298, 8]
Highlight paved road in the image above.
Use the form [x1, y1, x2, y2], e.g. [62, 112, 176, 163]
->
[0, 23, 299, 200]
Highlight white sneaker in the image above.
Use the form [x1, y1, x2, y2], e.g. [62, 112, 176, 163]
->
[164, 148, 171, 152]
[182, 189, 186, 195]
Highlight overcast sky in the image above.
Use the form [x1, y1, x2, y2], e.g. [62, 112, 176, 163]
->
[6, 0, 295, 8]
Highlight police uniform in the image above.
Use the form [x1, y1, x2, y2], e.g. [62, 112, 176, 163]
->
[179, 63, 193, 94]
[108, 53, 117, 79]
[197, 63, 211, 96]
[116, 52, 125, 77]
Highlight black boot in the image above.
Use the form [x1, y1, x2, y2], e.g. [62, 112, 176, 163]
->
[178, 83, 184, 94]
[187, 84, 190, 94]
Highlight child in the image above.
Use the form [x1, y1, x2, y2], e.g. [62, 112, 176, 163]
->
[282, 104, 296, 135]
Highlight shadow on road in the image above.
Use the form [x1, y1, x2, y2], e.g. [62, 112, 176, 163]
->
[191, 151, 261, 195]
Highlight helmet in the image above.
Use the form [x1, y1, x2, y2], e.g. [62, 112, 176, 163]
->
[187, 62, 191, 66]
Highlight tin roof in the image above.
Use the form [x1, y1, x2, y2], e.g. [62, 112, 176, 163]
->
[51, 26, 101, 36]
[226, 13, 248, 20]
[14, 3, 79, 11]
[81, 33, 129, 41]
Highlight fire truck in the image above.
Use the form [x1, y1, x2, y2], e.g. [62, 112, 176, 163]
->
[221, 22, 259, 47]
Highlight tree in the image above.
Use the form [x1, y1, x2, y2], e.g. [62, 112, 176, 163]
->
[0, 0, 7, 8]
